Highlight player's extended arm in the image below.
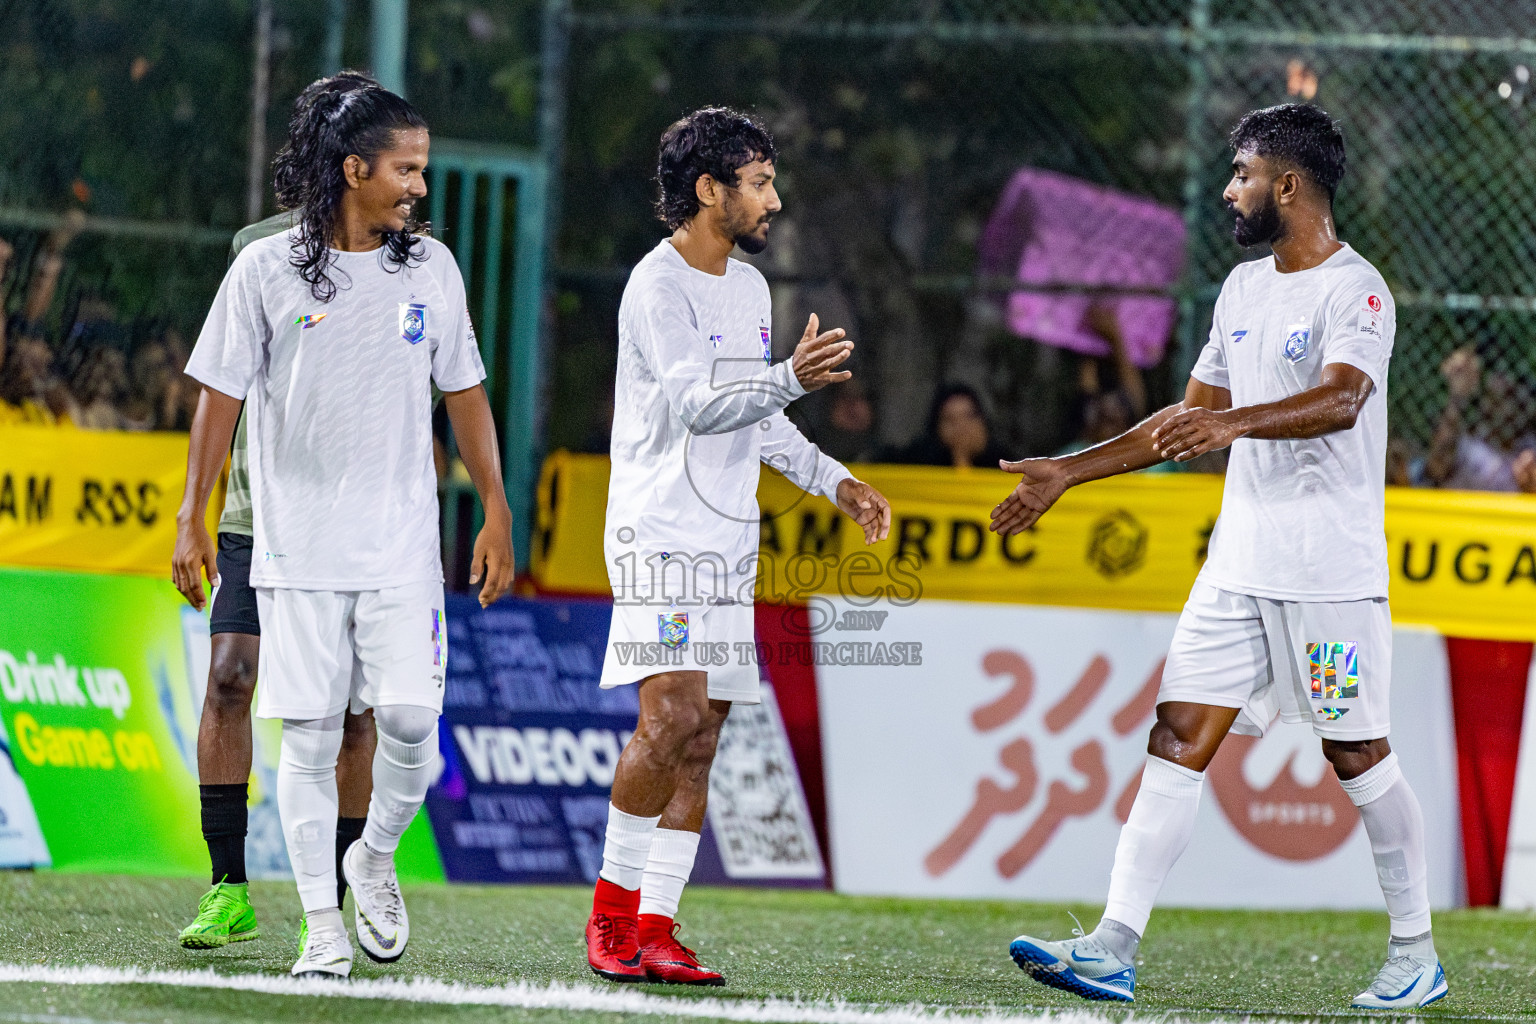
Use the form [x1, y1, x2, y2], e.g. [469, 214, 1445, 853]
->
[759, 411, 891, 543]
[442, 383, 515, 609]
[988, 377, 1231, 537]
[172, 386, 243, 610]
[1151, 362, 1374, 461]
[651, 305, 853, 435]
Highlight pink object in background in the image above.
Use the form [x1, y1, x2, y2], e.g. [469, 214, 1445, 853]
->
[979, 167, 1187, 369]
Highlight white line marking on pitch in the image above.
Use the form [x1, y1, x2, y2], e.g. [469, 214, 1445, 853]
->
[0, 963, 1118, 1024]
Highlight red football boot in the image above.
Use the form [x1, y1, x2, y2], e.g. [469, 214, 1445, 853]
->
[586, 879, 645, 983]
[639, 914, 725, 986]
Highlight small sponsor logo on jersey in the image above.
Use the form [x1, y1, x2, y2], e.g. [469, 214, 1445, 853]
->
[263, 552, 286, 560]
[400, 302, 427, 345]
[294, 313, 328, 329]
[759, 321, 772, 364]
[658, 612, 689, 648]
[1283, 323, 1310, 363]
[465, 308, 477, 346]
[1367, 294, 1382, 312]
[1230, 329, 1248, 343]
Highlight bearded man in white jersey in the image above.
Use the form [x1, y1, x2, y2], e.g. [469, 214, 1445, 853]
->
[173, 73, 514, 979]
[586, 108, 892, 986]
[991, 105, 1446, 1011]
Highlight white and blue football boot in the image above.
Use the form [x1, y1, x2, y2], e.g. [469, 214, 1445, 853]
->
[1351, 955, 1447, 1009]
[1009, 925, 1135, 1002]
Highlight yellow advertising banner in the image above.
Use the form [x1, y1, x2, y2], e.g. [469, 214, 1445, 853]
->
[532, 450, 1536, 643]
[0, 426, 220, 578]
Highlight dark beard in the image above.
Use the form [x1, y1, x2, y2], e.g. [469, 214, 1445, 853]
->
[734, 228, 768, 255]
[1232, 194, 1282, 247]
[722, 189, 770, 254]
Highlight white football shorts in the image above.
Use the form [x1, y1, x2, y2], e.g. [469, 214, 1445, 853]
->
[1160, 580, 1392, 741]
[254, 580, 447, 720]
[598, 594, 760, 704]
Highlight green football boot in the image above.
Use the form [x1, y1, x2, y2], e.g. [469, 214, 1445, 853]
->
[178, 881, 259, 949]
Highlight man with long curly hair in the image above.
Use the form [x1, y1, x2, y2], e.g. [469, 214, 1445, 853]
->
[173, 72, 513, 979]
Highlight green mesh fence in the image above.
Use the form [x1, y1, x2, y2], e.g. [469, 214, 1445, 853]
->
[555, 0, 1536, 460]
[4, 1, 1535, 461]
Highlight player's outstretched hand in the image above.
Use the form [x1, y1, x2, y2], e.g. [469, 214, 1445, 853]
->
[1151, 406, 1241, 463]
[171, 519, 219, 611]
[791, 313, 853, 392]
[990, 457, 1069, 536]
[470, 512, 515, 609]
[836, 477, 891, 545]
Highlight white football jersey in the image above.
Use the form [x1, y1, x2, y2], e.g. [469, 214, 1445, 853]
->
[187, 230, 485, 590]
[1192, 243, 1393, 601]
[605, 240, 850, 601]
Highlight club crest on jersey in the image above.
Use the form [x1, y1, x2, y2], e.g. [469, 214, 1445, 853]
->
[294, 313, 328, 329]
[759, 322, 771, 364]
[709, 333, 723, 350]
[658, 612, 689, 649]
[400, 302, 427, 345]
[1283, 323, 1311, 363]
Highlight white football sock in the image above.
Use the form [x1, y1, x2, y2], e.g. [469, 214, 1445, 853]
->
[358, 704, 439, 877]
[1101, 756, 1204, 942]
[639, 828, 701, 919]
[1338, 752, 1434, 949]
[277, 714, 345, 914]
[305, 906, 346, 940]
[599, 804, 662, 891]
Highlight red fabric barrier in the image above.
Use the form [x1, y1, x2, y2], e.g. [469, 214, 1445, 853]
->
[754, 603, 830, 882]
[1444, 637, 1532, 905]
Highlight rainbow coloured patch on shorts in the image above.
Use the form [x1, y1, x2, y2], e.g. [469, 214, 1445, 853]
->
[431, 608, 445, 667]
[658, 612, 689, 649]
[1308, 641, 1359, 700]
[294, 313, 328, 329]
[1316, 707, 1350, 721]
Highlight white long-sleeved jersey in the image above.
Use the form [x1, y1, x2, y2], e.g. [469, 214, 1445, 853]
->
[604, 240, 850, 602]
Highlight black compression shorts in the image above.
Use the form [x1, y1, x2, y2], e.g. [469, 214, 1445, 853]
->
[210, 532, 261, 636]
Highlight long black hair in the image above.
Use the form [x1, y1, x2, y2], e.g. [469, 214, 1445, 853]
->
[270, 71, 429, 302]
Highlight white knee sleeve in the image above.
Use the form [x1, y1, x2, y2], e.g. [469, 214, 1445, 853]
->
[278, 714, 345, 914]
[374, 704, 439, 764]
[359, 705, 439, 866]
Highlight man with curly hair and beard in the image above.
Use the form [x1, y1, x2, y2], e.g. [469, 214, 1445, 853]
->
[585, 107, 891, 986]
[174, 72, 513, 979]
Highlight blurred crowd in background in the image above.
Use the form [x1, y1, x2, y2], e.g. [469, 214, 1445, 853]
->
[0, 213, 198, 433]
[10, 208, 1536, 500]
[7, 1, 1536, 499]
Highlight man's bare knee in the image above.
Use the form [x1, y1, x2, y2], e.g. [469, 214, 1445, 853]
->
[681, 701, 730, 768]
[205, 643, 257, 715]
[1146, 701, 1238, 773]
[1322, 737, 1390, 781]
[634, 675, 709, 764]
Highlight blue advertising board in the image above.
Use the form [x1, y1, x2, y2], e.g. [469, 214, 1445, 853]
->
[426, 594, 826, 888]
[426, 595, 635, 883]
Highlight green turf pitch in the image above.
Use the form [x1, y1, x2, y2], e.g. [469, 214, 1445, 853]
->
[0, 873, 1531, 1024]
